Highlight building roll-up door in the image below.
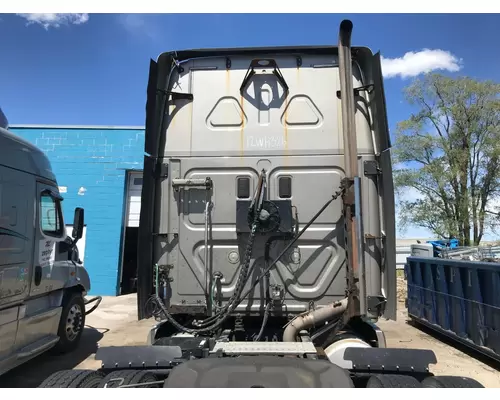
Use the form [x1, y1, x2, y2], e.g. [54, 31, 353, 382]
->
[126, 171, 143, 227]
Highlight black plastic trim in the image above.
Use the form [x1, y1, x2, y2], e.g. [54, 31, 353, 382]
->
[237, 177, 250, 199]
[96, 346, 182, 369]
[157, 45, 373, 64]
[144, 59, 159, 156]
[344, 347, 437, 374]
[278, 176, 292, 199]
[136, 156, 156, 320]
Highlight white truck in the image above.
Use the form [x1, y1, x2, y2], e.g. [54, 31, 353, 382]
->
[0, 108, 101, 376]
[37, 20, 484, 388]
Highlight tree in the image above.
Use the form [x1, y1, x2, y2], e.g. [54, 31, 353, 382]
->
[394, 73, 500, 246]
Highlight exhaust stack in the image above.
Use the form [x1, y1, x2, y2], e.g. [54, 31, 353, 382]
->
[338, 20, 358, 180]
[338, 19, 366, 318]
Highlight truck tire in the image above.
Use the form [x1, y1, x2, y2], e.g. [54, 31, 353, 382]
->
[366, 374, 422, 388]
[52, 291, 86, 354]
[98, 370, 161, 388]
[38, 370, 105, 388]
[421, 376, 484, 388]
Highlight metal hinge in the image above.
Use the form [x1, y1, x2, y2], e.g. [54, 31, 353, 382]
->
[336, 84, 374, 99]
[154, 163, 168, 179]
[367, 295, 387, 314]
[157, 89, 193, 101]
[365, 233, 384, 240]
[364, 160, 382, 176]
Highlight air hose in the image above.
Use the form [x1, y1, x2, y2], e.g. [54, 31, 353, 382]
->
[254, 302, 272, 341]
[151, 221, 259, 334]
[150, 172, 266, 334]
[191, 172, 267, 328]
[150, 187, 344, 335]
[148, 61, 346, 335]
[232, 188, 344, 307]
[147, 62, 264, 332]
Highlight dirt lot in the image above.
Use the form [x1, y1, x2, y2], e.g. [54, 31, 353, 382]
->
[1, 285, 499, 388]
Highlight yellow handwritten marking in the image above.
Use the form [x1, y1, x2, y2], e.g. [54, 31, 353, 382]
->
[283, 95, 289, 166]
[239, 94, 245, 159]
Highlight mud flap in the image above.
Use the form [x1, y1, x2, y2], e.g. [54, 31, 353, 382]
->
[344, 347, 437, 374]
[96, 346, 182, 369]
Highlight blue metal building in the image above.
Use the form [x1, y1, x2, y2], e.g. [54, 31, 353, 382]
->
[10, 125, 146, 296]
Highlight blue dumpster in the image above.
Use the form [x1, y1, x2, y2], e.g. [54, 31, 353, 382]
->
[405, 256, 500, 362]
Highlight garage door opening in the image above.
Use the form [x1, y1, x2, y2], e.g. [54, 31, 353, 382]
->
[119, 171, 142, 295]
[121, 227, 139, 294]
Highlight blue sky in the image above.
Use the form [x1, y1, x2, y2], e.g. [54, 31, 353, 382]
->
[1, 13, 500, 238]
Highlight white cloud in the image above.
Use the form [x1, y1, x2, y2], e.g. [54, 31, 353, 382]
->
[117, 14, 158, 39]
[16, 14, 89, 30]
[119, 14, 146, 31]
[381, 49, 462, 79]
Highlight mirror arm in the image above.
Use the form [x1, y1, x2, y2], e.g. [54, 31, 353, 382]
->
[71, 236, 79, 249]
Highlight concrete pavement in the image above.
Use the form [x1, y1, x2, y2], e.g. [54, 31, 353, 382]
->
[1, 293, 498, 388]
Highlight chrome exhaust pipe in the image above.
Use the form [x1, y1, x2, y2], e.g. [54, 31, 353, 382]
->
[338, 19, 366, 318]
[338, 19, 358, 180]
[283, 298, 349, 342]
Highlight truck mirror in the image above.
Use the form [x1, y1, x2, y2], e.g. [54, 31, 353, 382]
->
[72, 207, 84, 240]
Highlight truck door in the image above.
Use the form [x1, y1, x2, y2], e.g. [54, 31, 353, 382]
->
[30, 182, 67, 297]
[0, 166, 34, 363]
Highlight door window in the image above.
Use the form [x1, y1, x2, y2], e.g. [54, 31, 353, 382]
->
[40, 192, 64, 237]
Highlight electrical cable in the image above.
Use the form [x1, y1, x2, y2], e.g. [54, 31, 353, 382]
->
[191, 172, 267, 327]
[253, 302, 272, 342]
[150, 58, 346, 335]
[150, 172, 266, 333]
[150, 189, 344, 334]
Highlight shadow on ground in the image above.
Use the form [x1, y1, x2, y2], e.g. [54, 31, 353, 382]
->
[406, 318, 500, 372]
[0, 326, 105, 388]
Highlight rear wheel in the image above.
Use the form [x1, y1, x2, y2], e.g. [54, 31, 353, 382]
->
[366, 374, 422, 388]
[38, 370, 105, 388]
[422, 376, 484, 388]
[98, 370, 161, 388]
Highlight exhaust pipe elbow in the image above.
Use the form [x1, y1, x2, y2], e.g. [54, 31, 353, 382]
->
[283, 298, 349, 342]
[339, 19, 353, 46]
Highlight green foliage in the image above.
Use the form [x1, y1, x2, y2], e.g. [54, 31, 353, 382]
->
[394, 73, 500, 245]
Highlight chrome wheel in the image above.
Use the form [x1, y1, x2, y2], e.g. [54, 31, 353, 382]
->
[66, 303, 83, 341]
